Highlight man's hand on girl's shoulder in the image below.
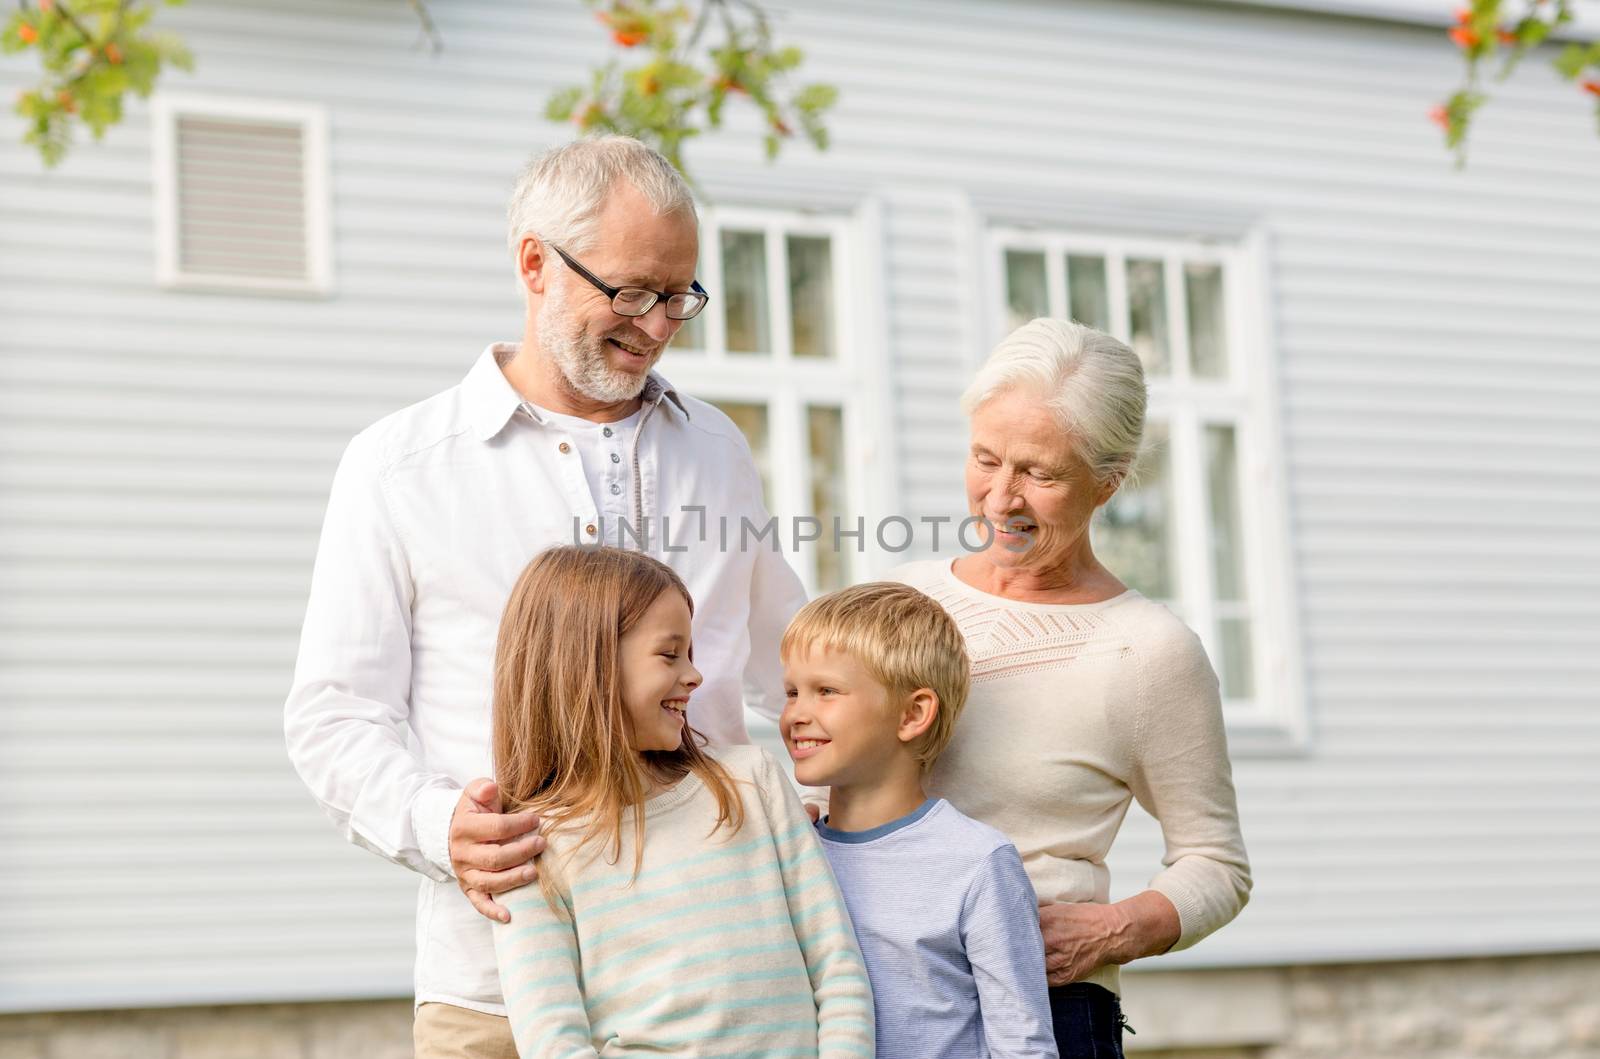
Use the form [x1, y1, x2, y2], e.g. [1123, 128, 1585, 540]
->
[449, 778, 546, 924]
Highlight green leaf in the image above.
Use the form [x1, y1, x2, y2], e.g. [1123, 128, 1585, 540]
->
[1554, 43, 1588, 79]
[1516, 17, 1550, 47]
[146, 31, 192, 71]
[124, 45, 162, 95]
[793, 83, 837, 114]
[546, 85, 583, 121]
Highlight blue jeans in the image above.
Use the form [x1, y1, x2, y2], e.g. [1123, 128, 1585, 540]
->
[1048, 983, 1127, 1059]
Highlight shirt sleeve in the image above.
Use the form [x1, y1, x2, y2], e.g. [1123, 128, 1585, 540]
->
[737, 467, 828, 809]
[493, 876, 601, 1059]
[755, 751, 876, 1058]
[741, 514, 809, 728]
[282, 430, 460, 882]
[1127, 621, 1253, 951]
[961, 845, 1059, 1059]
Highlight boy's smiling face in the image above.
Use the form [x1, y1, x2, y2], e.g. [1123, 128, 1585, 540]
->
[780, 646, 906, 789]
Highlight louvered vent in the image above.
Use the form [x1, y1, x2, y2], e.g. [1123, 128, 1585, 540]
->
[176, 116, 308, 281]
[154, 98, 331, 294]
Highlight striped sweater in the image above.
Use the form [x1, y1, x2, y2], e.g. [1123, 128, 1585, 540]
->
[492, 744, 875, 1058]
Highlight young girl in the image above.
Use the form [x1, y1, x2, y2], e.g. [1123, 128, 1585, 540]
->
[490, 545, 874, 1058]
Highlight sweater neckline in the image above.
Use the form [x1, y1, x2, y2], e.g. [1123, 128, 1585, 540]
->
[936, 557, 1137, 614]
[637, 770, 703, 818]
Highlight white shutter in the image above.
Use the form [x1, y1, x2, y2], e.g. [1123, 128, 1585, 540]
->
[152, 96, 332, 295]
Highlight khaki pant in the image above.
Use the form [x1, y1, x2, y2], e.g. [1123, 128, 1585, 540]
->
[413, 1002, 518, 1059]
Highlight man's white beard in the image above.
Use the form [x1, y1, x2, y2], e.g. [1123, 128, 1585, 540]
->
[538, 285, 655, 404]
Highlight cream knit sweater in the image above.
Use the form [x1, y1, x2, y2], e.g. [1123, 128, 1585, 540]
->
[892, 558, 1252, 996]
[492, 745, 874, 1057]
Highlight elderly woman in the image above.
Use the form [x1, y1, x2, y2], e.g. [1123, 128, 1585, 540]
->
[893, 318, 1251, 1059]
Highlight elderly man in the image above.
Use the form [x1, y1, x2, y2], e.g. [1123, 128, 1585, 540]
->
[284, 136, 808, 1058]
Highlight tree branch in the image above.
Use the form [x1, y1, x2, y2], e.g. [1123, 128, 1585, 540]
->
[51, 0, 98, 48]
[409, 0, 443, 53]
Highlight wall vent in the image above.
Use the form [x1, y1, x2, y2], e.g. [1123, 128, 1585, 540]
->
[152, 97, 331, 295]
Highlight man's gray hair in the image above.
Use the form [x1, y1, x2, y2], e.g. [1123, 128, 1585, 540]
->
[960, 318, 1148, 489]
[506, 135, 696, 259]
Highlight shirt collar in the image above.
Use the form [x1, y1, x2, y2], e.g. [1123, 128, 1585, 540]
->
[815, 798, 942, 844]
[463, 342, 690, 442]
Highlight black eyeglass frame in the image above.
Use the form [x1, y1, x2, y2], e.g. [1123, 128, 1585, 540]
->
[549, 244, 710, 321]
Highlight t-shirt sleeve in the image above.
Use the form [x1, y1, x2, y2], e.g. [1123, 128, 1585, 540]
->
[752, 749, 877, 1057]
[492, 867, 602, 1059]
[961, 843, 1059, 1059]
[1127, 621, 1253, 951]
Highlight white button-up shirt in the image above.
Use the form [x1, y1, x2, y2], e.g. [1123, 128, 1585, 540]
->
[531, 402, 641, 522]
[284, 343, 809, 1014]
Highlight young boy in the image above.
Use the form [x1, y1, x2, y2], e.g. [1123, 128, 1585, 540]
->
[780, 582, 1058, 1059]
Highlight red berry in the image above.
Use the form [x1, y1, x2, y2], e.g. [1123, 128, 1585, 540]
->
[1582, 80, 1600, 97]
[1449, 26, 1480, 48]
[18, 23, 38, 44]
[1428, 104, 1450, 129]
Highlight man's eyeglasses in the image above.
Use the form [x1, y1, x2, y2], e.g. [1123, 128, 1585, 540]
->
[549, 244, 710, 321]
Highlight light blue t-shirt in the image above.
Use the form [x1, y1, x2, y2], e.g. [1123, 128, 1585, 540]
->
[816, 798, 1059, 1059]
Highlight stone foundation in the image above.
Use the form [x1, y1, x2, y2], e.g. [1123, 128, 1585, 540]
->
[3, 952, 1595, 1058]
[1123, 952, 1600, 1058]
[0, 1001, 412, 1059]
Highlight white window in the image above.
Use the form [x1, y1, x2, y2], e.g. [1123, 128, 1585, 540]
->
[990, 229, 1306, 753]
[151, 96, 332, 295]
[663, 206, 883, 597]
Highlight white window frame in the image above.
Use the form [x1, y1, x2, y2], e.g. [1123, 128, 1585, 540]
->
[150, 94, 333, 297]
[661, 203, 894, 599]
[986, 226, 1308, 755]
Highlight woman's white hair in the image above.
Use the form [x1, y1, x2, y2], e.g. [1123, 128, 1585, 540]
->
[506, 135, 696, 259]
[961, 318, 1148, 489]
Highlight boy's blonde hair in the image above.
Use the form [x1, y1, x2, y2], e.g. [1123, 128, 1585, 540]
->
[780, 582, 970, 772]
[492, 546, 745, 909]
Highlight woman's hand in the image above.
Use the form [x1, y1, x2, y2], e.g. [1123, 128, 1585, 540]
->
[1038, 891, 1182, 986]
[1037, 902, 1118, 985]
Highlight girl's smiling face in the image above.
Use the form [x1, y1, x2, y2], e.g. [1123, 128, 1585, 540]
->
[619, 588, 702, 753]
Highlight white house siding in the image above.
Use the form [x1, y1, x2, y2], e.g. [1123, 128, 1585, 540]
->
[1, 0, 1597, 1013]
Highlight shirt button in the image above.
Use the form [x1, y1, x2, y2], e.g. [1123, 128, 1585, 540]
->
[609, 483, 622, 496]
[602, 427, 614, 438]
[585, 523, 597, 536]
[610, 453, 621, 464]
[558, 442, 571, 454]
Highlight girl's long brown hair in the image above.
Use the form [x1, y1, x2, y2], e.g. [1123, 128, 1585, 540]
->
[492, 546, 745, 901]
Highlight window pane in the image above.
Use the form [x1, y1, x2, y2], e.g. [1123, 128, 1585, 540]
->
[1004, 250, 1048, 332]
[674, 311, 705, 352]
[808, 405, 847, 592]
[673, 248, 708, 351]
[1186, 263, 1228, 378]
[721, 230, 770, 354]
[1067, 254, 1110, 332]
[1219, 617, 1255, 700]
[788, 235, 835, 360]
[1126, 258, 1170, 376]
[1092, 420, 1174, 600]
[1205, 424, 1246, 602]
[711, 401, 772, 504]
